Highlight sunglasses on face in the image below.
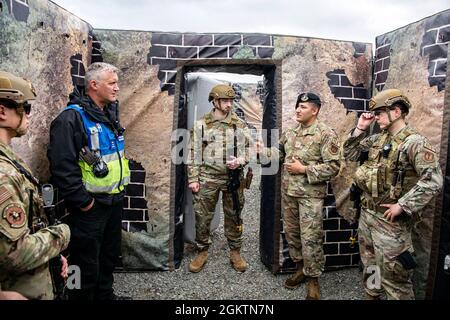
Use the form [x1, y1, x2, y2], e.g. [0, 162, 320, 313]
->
[13, 102, 32, 115]
[21, 102, 32, 115]
[371, 107, 394, 117]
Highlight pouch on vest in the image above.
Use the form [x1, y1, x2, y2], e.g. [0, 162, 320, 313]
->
[79, 146, 109, 178]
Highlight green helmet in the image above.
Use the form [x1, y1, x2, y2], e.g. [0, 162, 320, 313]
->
[0, 71, 36, 104]
[208, 84, 236, 102]
[369, 89, 411, 112]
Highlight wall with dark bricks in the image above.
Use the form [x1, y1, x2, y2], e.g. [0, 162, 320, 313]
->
[327, 69, 370, 112]
[122, 160, 149, 233]
[147, 33, 275, 95]
[421, 10, 450, 92]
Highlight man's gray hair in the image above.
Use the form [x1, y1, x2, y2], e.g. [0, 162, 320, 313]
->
[84, 62, 119, 88]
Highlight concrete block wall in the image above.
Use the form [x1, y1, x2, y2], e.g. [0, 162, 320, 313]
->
[147, 33, 275, 95]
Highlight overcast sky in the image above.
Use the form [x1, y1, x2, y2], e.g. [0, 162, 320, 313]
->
[51, 0, 450, 44]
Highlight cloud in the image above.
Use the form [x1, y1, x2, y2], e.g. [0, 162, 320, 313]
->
[51, 0, 450, 43]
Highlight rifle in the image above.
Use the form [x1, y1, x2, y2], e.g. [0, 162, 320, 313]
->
[349, 183, 362, 221]
[41, 184, 67, 301]
[227, 124, 243, 232]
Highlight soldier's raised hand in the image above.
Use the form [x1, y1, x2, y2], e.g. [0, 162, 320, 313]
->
[357, 112, 375, 131]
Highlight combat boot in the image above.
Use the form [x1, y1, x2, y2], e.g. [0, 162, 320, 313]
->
[305, 277, 320, 300]
[284, 262, 306, 289]
[365, 293, 381, 300]
[189, 250, 208, 273]
[230, 249, 247, 272]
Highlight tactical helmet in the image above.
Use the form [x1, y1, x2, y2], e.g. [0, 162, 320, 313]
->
[208, 84, 236, 102]
[0, 71, 36, 104]
[369, 89, 411, 112]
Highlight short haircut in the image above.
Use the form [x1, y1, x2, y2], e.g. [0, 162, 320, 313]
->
[392, 102, 409, 116]
[84, 62, 119, 88]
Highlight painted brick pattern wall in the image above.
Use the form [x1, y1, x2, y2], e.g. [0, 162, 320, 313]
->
[91, 33, 103, 63]
[70, 53, 85, 88]
[122, 160, 149, 233]
[147, 33, 275, 95]
[373, 38, 391, 92]
[421, 11, 450, 92]
[326, 69, 370, 112]
[352, 42, 367, 58]
[322, 184, 360, 267]
[324, 68, 370, 268]
[3, 0, 30, 22]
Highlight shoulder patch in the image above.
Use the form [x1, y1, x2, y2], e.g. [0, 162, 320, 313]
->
[423, 150, 435, 162]
[0, 186, 12, 205]
[329, 142, 339, 155]
[3, 203, 26, 228]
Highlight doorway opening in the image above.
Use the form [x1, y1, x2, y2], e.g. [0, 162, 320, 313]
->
[170, 59, 284, 272]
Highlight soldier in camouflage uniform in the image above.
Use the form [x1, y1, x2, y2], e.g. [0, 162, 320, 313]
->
[343, 89, 443, 300]
[257, 92, 341, 300]
[187, 84, 250, 273]
[0, 71, 70, 300]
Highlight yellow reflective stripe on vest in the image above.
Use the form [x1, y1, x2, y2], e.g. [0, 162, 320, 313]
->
[83, 176, 131, 193]
[79, 157, 130, 194]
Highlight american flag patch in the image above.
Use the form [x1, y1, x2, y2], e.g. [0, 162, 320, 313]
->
[0, 186, 12, 205]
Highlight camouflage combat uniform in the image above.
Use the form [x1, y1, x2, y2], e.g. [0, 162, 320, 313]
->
[0, 142, 70, 300]
[187, 110, 250, 251]
[263, 120, 340, 277]
[343, 125, 443, 299]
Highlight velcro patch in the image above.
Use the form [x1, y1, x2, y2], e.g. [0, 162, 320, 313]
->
[329, 142, 339, 155]
[423, 151, 435, 162]
[3, 203, 26, 228]
[0, 186, 12, 205]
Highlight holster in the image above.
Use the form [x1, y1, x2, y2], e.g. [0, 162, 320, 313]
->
[396, 251, 417, 270]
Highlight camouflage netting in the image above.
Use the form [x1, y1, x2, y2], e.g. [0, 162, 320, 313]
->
[1, 0, 448, 298]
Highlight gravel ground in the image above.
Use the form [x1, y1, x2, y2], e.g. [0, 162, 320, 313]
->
[113, 166, 365, 300]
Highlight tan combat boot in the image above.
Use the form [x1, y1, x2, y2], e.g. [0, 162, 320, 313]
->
[284, 262, 306, 289]
[305, 277, 321, 300]
[365, 293, 381, 300]
[230, 249, 248, 272]
[189, 250, 208, 273]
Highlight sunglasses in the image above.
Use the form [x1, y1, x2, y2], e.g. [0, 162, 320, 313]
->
[22, 102, 32, 115]
[371, 107, 394, 117]
[14, 102, 32, 115]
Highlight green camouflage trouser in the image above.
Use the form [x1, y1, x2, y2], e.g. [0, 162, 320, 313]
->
[193, 176, 244, 251]
[359, 208, 415, 300]
[282, 193, 324, 277]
